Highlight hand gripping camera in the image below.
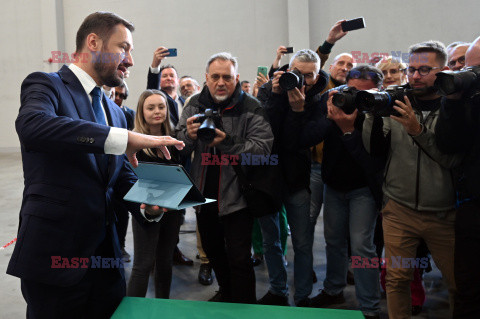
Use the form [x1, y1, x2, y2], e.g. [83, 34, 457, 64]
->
[192, 109, 222, 144]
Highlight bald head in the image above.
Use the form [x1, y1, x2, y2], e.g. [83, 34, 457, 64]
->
[448, 44, 469, 70]
[329, 53, 355, 84]
[465, 36, 480, 67]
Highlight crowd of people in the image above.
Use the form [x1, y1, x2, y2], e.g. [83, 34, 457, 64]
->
[7, 11, 480, 319]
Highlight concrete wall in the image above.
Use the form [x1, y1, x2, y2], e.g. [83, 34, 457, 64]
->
[1, 0, 479, 148]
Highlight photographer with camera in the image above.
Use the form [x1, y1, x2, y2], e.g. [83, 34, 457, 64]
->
[290, 65, 384, 318]
[366, 41, 462, 319]
[176, 52, 273, 304]
[435, 37, 480, 318]
[258, 49, 329, 307]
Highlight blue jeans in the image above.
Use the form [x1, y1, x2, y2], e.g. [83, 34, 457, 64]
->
[258, 212, 288, 297]
[310, 162, 324, 225]
[323, 185, 380, 315]
[284, 188, 314, 303]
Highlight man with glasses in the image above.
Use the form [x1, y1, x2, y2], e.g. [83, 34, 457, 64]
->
[368, 40, 461, 319]
[446, 42, 470, 71]
[176, 52, 273, 304]
[294, 65, 384, 319]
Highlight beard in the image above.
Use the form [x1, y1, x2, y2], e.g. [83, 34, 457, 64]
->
[411, 85, 436, 97]
[213, 94, 228, 102]
[93, 50, 124, 87]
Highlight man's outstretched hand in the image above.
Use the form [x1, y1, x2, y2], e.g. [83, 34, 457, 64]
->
[126, 131, 185, 168]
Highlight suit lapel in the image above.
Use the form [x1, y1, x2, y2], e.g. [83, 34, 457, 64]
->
[58, 65, 103, 181]
[58, 65, 96, 122]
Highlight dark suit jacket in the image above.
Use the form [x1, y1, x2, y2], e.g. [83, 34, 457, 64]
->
[147, 69, 185, 126]
[121, 105, 135, 131]
[8, 65, 145, 287]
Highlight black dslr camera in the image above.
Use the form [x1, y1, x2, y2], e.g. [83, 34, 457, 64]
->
[279, 69, 304, 91]
[193, 109, 222, 143]
[332, 85, 411, 117]
[332, 87, 360, 114]
[434, 66, 480, 97]
[356, 85, 410, 117]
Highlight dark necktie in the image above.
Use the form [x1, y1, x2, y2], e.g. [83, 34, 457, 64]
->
[90, 87, 107, 125]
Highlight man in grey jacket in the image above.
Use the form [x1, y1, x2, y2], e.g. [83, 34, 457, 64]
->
[367, 41, 462, 319]
[176, 52, 273, 304]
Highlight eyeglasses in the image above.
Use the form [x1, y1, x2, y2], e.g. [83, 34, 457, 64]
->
[116, 93, 127, 100]
[348, 70, 380, 81]
[407, 66, 440, 76]
[448, 56, 466, 68]
[209, 74, 235, 82]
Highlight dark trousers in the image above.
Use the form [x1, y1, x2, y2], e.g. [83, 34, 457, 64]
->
[21, 230, 125, 319]
[197, 206, 256, 304]
[127, 211, 182, 298]
[454, 199, 480, 318]
[113, 199, 130, 249]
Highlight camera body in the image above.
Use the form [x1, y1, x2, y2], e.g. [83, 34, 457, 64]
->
[332, 85, 410, 116]
[193, 109, 222, 143]
[434, 66, 480, 97]
[279, 69, 304, 91]
[332, 86, 359, 114]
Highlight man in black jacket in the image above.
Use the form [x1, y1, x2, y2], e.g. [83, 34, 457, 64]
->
[261, 49, 329, 306]
[435, 37, 480, 318]
[298, 66, 384, 319]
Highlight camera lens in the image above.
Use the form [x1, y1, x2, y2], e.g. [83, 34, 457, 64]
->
[279, 72, 300, 91]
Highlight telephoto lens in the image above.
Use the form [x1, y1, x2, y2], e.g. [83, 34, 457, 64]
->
[434, 66, 480, 96]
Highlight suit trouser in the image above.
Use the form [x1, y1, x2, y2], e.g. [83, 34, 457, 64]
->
[197, 206, 256, 304]
[21, 229, 124, 319]
[382, 199, 456, 319]
[453, 198, 480, 318]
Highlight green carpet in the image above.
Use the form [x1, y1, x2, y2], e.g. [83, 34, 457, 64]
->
[112, 297, 364, 319]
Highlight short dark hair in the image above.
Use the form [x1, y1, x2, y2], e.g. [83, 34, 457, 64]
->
[118, 82, 129, 99]
[408, 40, 447, 67]
[240, 80, 250, 85]
[160, 64, 178, 77]
[76, 12, 134, 53]
[346, 65, 384, 89]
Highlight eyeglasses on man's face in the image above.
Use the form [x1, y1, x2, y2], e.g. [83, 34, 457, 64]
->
[407, 66, 441, 76]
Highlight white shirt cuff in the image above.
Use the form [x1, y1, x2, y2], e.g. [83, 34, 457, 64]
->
[104, 127, 128, 155]
[140, 208, 164, 222]
[150, 65, 161, 74]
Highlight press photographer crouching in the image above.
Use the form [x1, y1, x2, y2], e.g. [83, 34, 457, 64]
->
[175, 52, 273, 304]
[435, 37, 480, 319]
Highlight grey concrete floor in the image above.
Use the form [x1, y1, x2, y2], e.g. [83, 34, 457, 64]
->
[0, 150, 450, 318]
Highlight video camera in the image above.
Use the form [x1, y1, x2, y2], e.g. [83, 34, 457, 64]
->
[434, 66, 480, 97]
[332, 85, 411, 117]
[193, 109, 222, 143]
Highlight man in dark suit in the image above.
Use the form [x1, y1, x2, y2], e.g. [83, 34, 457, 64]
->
[7, 12, 184, 318]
